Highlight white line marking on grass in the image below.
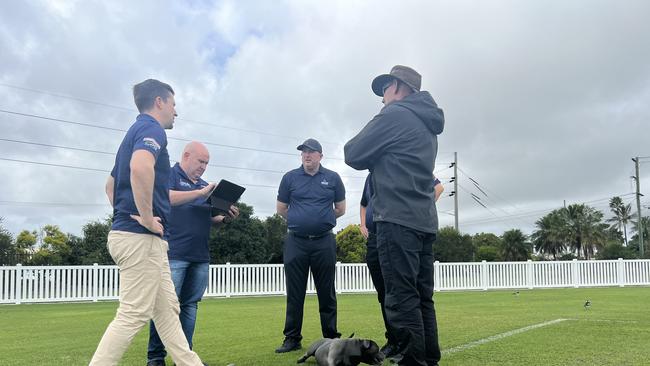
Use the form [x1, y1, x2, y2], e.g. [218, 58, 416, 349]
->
[442, 318, 569, 356]
[574, 319, 639, 324]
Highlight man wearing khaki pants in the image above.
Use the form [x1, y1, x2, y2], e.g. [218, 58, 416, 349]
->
[90, 79, 204, 366]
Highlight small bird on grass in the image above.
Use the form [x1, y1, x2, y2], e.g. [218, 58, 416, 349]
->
[584, 300, 591, 310]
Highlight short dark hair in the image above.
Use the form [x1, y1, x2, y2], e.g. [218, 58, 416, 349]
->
[133, 79, 174, 113]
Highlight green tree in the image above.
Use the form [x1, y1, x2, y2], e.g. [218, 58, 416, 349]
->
[531, 210, 568, 260]
[472, 232, 502, 249]
[335, 225, 366, 263]
[607, 196, 633, 246]
[596, 243, 637, 260]
[15, 230, 37, 254]
[472, 233, 502, 261]
[0, 218, 14, 264]
[31, 225, 70, 265]
[476, 246, 500, 261]
[434, 226, 474, 262]
[264, 214, 287, 263]
[564, 204, 607, 259]
[629, 216, 650, 257]
[501, 229, 531, 261]
[209, 202, 267, 263]
[69, 218, 113, 264]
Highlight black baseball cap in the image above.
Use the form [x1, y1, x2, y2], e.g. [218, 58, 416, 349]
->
[297, 138, 322, 153]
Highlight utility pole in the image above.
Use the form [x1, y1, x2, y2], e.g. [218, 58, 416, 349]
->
[632, 157, 644, 257]
[454, 152, 459, 231]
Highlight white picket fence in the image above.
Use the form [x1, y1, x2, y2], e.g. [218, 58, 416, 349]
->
[1, 259, 649, 305]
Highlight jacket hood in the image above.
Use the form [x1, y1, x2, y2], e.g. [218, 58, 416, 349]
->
[387, 91, 444, 135]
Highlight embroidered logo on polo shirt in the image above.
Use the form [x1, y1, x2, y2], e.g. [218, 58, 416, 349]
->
[143, 137, 161, 151]
[321, 179, 329, 186]
[179, 180, 192, 188]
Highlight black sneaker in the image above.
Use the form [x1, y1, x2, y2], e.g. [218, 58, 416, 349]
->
[380, 343, 400, 358]
[275, 338, 302, 353]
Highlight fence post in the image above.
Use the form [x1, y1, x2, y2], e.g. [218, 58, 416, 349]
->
[15, 264, 22, 305]
[434, 261, 440, 292]
[617, 258, 625, 287]
[572, 259, 579, 288]
[92, 263, 99, 302]
[481, 260, 488, 291]
[225, 262, 231, 298]
[335, 262, 342, 294]
[526, 260, 534, 289]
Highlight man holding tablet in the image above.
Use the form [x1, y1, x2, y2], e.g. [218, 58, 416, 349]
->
[146, 141, 239, 366]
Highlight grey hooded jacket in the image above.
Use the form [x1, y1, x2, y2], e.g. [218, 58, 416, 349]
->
[344, 91, 444, 233]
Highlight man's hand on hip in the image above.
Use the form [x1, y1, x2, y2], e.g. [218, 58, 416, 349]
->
[130, 214, 164, 236]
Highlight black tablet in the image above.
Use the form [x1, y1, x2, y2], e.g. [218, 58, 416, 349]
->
[207, 179, 246, 215]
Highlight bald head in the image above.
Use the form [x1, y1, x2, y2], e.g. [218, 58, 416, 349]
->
[180, 141, 210, 182]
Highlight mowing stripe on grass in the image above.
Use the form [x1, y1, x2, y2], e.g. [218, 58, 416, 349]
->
[442, 318, 569, 356]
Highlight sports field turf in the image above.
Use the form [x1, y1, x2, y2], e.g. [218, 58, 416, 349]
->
[0, 287, 648, 365]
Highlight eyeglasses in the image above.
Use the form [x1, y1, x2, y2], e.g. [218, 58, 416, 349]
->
[381, 80, 394, 95]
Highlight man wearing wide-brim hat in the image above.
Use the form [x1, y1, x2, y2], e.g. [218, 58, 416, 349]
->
[344, 65, 445, 366]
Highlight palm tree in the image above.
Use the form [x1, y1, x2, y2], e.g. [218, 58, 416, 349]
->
[608, 196, 633, 246]
[564, 204, 607, 259]
[531, 209, 567, 260]
[501, 229, 531, 261]
[631, 216, 650, 255]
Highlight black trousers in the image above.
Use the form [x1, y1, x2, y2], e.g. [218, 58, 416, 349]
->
[282, 232, 340, 341]
[376, 222, 440, 366]
[366, 231, 398, 345]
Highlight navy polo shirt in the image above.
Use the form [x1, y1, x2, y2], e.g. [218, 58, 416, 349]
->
[110, 114, 171, 237]
[277, 165, 345, 235]
[360, 173, 375, 233]
[166, 163, 212, 262]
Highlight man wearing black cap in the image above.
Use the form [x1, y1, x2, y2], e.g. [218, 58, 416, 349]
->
[275, 138, 346, 353]
[344, 65, 445, 366]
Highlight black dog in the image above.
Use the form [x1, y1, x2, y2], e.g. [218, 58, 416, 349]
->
[296, 337, 385, 366]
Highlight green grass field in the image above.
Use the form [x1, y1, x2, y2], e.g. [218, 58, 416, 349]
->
[1, 287, 649, 365]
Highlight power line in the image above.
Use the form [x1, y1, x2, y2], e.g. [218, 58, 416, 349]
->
[0, 108, 348, 160]
[0, 82, 345, 145]
[0, 200, 109, 207]
[0, 157, 110, 173]
[0, 137, 368, 178]
[0, 156, 362, 193]
[0, 157, 281, 188]
[460, 193, 636, 227]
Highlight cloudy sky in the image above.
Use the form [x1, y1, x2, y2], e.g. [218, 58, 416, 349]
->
[1, 0, 649, 240]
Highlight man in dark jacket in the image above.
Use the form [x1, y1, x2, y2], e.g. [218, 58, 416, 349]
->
[344, 65, 444, 366]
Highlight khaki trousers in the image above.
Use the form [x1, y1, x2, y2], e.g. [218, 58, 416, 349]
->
[89, 231, 203, 366]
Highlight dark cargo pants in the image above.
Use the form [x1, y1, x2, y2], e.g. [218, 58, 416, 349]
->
[376, 222, 440, 366]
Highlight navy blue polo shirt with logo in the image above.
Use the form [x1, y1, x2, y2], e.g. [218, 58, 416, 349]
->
[277, 165, 345, 235]
[166, 163, 212, 262]
[110, 114, 171, 237]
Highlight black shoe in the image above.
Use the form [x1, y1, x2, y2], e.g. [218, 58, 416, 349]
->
[380, 343, 400, 358]
[275, 338, 302, 353]
[147, 361, 166, 366]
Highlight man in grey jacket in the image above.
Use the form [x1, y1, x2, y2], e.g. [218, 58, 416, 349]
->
[344, 65, 444, 366]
